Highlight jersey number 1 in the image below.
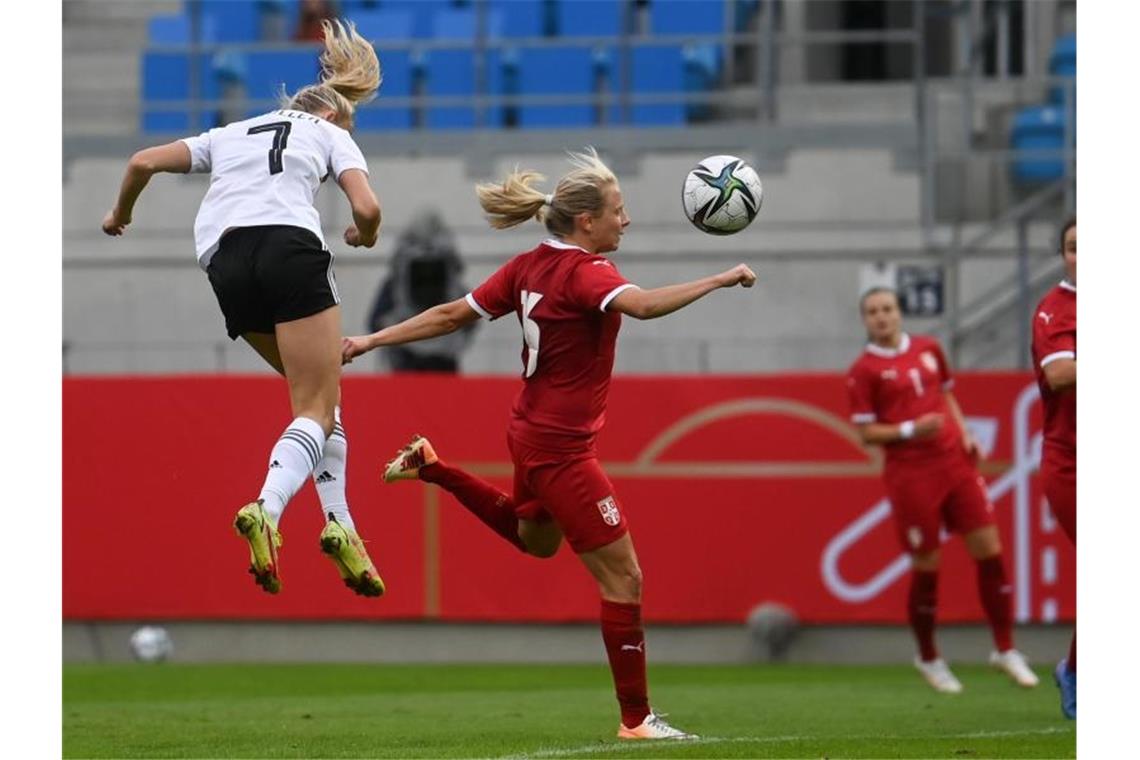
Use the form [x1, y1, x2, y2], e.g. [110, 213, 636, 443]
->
[521, 290, 544, 378]
[247, 121, 293, 175]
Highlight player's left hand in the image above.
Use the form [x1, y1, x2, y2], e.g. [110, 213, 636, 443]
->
[720, 264, 757, 288]
[341, 335, 371, 364]
[102, 208, 130, 236]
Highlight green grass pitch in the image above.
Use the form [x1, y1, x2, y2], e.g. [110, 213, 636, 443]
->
[63, 663, 1075, 758]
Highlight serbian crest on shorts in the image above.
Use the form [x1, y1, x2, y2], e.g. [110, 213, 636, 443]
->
[597, 496, 621, 526]
[920, 351, 939, 373]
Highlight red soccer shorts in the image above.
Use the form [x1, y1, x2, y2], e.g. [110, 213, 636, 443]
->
[883, 453, 996, 555]
[1041, 445, 1076, 542]
[507, 436, 629, 554]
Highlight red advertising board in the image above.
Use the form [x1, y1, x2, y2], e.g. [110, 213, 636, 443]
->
[63, 374, 1073, 624]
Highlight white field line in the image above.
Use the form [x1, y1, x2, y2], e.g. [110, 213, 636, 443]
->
[498, 725, 1074, 759]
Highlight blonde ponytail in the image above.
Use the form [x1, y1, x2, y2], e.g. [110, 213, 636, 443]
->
[476, 147, 618, 236]
[475, 169, 549, 230]
[283, 19, 381, 124]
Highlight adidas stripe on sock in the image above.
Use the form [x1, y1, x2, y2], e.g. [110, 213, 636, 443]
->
[259, 417, 327, 524]
[313, 406, 354, 530]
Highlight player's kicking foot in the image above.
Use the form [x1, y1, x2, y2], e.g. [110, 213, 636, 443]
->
[618, 712, 698, 740]
[990, 649, 1040, 687]
[914, 656, 964, 694]
[233, 500, 282, 594]
[1053, 659, 1076, 719]
[319, 515, 385, 597]
[383, 434, 438, 483]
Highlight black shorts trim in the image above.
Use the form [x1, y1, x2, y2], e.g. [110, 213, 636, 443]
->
[206, 225, 339, 340]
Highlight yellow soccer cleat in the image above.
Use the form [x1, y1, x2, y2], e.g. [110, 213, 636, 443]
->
[319, 515, 385, 597]
[233, 500, 283, 594]
[383, 434, 438, 483]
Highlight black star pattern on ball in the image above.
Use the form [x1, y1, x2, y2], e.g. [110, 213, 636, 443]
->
[691, 160, 758, 226]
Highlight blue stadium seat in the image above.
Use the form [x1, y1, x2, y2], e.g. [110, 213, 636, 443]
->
[373, 1, 456, 38]
[243, 50, 322, 107]
[630, 45, 686, 126]
[515, 45, 611, 128]
[486, 0, 546, 38]
[200, 0, 261, 42]
[141, 52, 221, 132]
[556, 0, 625, 37]
[350, 10, 415, 41]
[148, 14, 192, 44]
[1048, 33, 1075, 106]
[355, 49, 414, 129]
[648, 0, 726, 35]
[1010, 105, 1067, 183]
[423, 8, 480, 128]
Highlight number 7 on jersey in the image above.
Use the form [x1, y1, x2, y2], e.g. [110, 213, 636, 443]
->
[246, 121, 293, 175]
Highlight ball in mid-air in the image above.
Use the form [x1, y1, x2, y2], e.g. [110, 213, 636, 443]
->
[129, 626, 173, 663]
[682, 155, 763, 235]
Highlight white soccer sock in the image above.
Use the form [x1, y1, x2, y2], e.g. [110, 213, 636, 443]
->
[312, 406, 355, 531]
[258, 417, 327, 525]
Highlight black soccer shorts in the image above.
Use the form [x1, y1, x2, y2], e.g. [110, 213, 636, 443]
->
[206, 225, 340, 340]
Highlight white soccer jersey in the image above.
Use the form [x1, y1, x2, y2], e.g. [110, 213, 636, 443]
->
[181, 109, 369, 269]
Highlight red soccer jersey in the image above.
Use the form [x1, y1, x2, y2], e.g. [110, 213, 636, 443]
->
[1031, 281, 1076, 456]
[467, 238, 638, 451]
[846, 333, 964, 466]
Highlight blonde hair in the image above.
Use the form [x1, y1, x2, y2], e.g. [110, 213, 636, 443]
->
[282, 19, 381, 124]
[475, 147, 618, 235]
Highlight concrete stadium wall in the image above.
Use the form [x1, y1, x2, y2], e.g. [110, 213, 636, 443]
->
[64, 147, 1059, 374]
[63, 621, 1071, 666]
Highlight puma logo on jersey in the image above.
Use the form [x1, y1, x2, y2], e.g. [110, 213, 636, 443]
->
[621, 641, 645, 652]
[1038, 312, 1053, 324]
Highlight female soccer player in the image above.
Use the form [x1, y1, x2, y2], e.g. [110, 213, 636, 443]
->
[343, 148, 755, 740]
[846, 288, 1039, 693]
[1031, 218, 1076, 719]
[101, 20, 385, 598]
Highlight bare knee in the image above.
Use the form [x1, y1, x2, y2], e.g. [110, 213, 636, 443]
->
[911, 551, 940, 572]
[601, 564, 643, 604]
[964, 526, 1002, 559]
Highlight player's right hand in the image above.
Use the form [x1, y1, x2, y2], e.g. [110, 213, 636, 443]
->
[913, 412, 945, 438]
[344, 225, 377, 248]
[102, 208, 130, 236]
[720, 264, 757, 288]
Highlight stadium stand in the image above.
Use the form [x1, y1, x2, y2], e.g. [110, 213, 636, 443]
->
[1009, 32, 1074, 184]
[138, 0, 744, 131]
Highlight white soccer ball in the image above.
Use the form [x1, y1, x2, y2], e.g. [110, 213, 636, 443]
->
[129, 626, 173, 663]
[682, 154, 763, 235]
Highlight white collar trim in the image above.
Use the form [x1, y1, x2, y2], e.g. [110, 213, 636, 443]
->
[543, 237, 590, 254]
[865, 332, 911, 358]
[1059, 280, 1076, 292]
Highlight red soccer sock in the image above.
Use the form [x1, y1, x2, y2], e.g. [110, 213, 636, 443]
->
[976, 555, 1014, 652]
[600, 600, 651, 729]
[419, 461, 526, 552]
[908, 569, 940, 661]
[1067, 633, 1076, 673]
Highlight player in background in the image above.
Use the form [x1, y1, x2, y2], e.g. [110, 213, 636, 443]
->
[847, 288, 1039, 693]
[343, 148, 756, 740]
[1031, 218, 1076, 719]
[101, 20, 385, 598]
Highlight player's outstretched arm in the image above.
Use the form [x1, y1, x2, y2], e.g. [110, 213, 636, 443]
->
[609, 264, 756, 320]
[102, 142, 192, 236]
[1042, 357, 1076, 392]
[342, 297, 480, 363]
[337, 168, 381, 248]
